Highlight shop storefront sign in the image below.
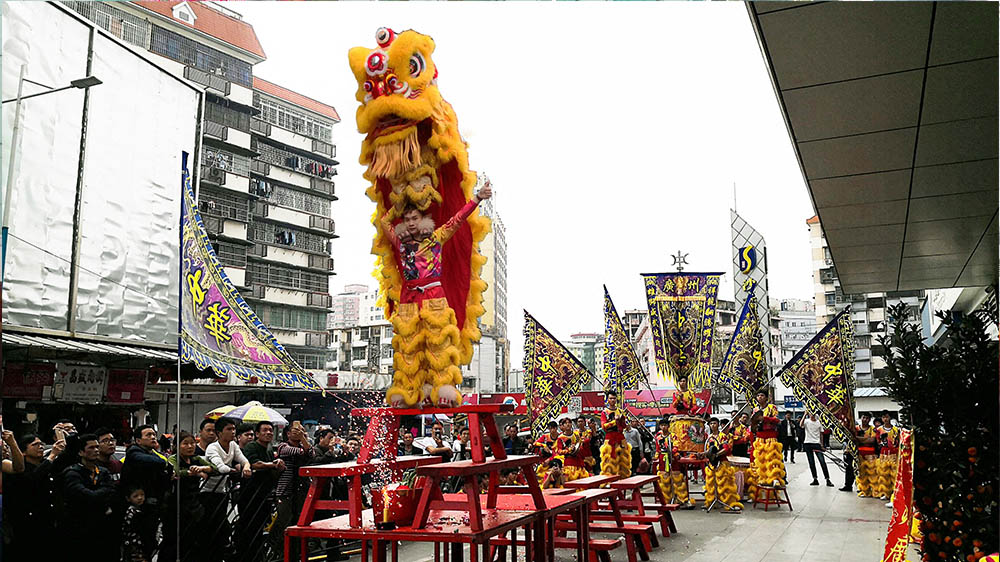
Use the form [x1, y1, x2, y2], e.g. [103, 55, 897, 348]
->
[53, 363, 107, 403]
[106, 369, 147, 404]
[2, 363, 56, 400]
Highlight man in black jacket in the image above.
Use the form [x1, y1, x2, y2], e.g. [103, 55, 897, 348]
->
[502, 424, 527, 456]
[62, 434, 118, 562]
[120, 424, 171, 559]
[777, 412, 797, 463]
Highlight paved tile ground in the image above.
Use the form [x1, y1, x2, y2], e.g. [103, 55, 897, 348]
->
[386, 454, 920, 562]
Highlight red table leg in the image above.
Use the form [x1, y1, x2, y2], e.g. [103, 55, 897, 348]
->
[482, 414, 507, 460]
[486, 471, 499, 509]
[469, 413, 486, 463]
[414, 476, 441, 528]
[297, 477, 324, 526]
[350, 475, 364, 527]
[465, 475, 484, 532]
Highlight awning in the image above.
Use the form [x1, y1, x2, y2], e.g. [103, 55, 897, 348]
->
[748, 2, 998, 294]
[2, 331, 177, 361]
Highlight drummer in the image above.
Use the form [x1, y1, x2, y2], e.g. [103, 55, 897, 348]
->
[729, 412, 752, 458]
[672, 375, 698, 417]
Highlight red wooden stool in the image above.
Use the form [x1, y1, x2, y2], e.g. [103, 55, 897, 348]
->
[752, 484, 793, 512]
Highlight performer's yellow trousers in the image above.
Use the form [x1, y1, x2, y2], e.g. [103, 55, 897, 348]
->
[875, 453, 899, 499]
[748, 437, 786, 501]
[563, 465, 591, 482]
[600, 442, 632, 479]
[387, 299, 463, 407]
[856, 454, 878, 498]
[705, 461, 743, 510]
[656, 470, 694, 506]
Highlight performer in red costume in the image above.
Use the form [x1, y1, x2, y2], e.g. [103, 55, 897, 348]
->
[672, 376, 698, 415]
[600, 390, 631, 478]
[554, 417, 589, 482]
[378, 182, 492, 406]
[747, 389, 786, 501]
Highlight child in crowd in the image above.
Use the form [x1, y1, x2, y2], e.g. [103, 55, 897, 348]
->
[122, 486, 148, 562]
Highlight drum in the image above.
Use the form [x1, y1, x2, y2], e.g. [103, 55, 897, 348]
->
[669, 416, 707, 454]
[728, 456, 750, 469]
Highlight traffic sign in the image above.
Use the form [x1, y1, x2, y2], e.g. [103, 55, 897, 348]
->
[783, 395, 803, 409]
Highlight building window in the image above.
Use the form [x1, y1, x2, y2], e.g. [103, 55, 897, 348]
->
[249, 220, 330, 254]
[352, 348, 365, 361]
[212, 241, 247, 268]
[252, 139, 336, 179]
[256, 304, 328, 331]
[202, 145, 250, 176]
[149, 26, 252, 87]
[253, 94, 334, 142]
[205, 100, 252, 133]
[247, 262, 329, 293]
[289, 351, 327, 370]
[251, 179, 331, 216]
[866, 296, 886, 309]
[66, 2, 150, 49]
[200, 187, 249, 222]
[825, 293, 836, 306]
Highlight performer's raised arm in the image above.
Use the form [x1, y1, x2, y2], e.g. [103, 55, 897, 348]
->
[378, 205, 401, 248]
[436, 181, 492, 244]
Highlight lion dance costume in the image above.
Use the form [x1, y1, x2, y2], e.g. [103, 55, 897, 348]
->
[349, 28, 490, 407]
[654, 426, 694, 507]
[554, 431, 590, 482]
[704, 432, 743, 511]
[748, 403, 786, 501]
[855, 423, 878, 498]
[875, 424, 901, 500]
[600, 407, 632, 479]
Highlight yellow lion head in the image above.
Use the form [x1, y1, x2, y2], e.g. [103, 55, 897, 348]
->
[349, 28, 442, 147]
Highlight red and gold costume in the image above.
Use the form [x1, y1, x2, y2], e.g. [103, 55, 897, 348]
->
[350, 29, 491, 408]
[875, 424, 901, 500]
[654, 429, 693, 506]
[533, 432, 558, 481]
[727, 421, 752, 498]
[574, 428, 595, 471]
[748, 402, 786, 501]
[673, 389, 699, 415]
[704, 432, 743, 510]
[600, 407, 632, 479]
[554, 432, 590, 482]
[855, 423, 878, 498]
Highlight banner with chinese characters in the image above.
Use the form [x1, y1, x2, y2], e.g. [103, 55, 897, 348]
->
[641, 273, 722, 389]
[179, 154, 322, 392]
[883, 429, 914, 562]
[731, 210, 772, 372]
[778, 308, 857, 457]
[718, 285, 767, 400]
[522, 310, 590, 437]
[604, 286, 644, 397]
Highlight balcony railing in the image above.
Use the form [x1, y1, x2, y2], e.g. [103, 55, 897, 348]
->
[308, 254, 335, 272]
[312, 139, 336, 158]
[251, 118, 271, 136]
[307, 293, 333, 308]
[310, 177, 335, 197]
[184, 66, 230, 96]
[203, 120, 228, 141]
[200, 165, 226, 186]
[309, 215, 336, 234]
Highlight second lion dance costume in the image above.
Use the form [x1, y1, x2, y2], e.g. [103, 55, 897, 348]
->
[855, 421, 878, 498]
[704, 430, 743, 511]
[349, 28, 490, 407]
[600, 397, 632, 479]
[654, 423, 694, 507]
[875, 423, 901, 500]
[748, 401, 787, 501]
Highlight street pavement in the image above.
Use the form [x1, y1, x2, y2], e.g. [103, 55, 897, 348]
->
[381, 453, 918, 562]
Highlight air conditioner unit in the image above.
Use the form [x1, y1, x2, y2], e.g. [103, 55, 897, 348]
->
[204, 167, 226, 185]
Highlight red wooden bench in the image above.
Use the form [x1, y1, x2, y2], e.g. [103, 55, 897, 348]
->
[490, 535, 622, 562]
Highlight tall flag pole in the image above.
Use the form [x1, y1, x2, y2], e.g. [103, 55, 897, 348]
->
[180, 156, 323, 392]
[522, 310, 590, 437]
[778, 307, 858, 457]
[604, 286, 643, 397]
[640, 272, 723, 390]
[731, 210, 772, 376]
[718, 280, 767, 401]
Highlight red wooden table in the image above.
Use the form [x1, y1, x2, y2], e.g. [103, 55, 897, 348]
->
[415, 455, 546, 531]
[296, 455, 442, 528]
[284, 507, 543, 562]
[563, 474, 620, 490]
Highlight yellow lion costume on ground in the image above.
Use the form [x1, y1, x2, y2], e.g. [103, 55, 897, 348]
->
[349, 28, 489, 407]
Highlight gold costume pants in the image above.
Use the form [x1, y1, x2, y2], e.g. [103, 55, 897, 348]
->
[387, 298, 463, 407]
[705, 461, 743, 510]
[599, 442, 632, 479]
[748, 437, 786, 501]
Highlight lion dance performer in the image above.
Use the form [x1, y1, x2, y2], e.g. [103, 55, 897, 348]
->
[574, 417, 596, 474]
[875, 411, 901, 500]
[600, 391, 632, 478]
[747, 390, 786, 501]
[855, 412, 879, 498]
[555, 417, 590, 482]
[673, 376, 698, 415]
[702, 418, 743, 511]
[533, 421, 560, 482]
[350, 28, 491, 407]
[654, 418, 693, 507]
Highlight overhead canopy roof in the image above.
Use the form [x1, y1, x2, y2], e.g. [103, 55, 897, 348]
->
[748, 2, 998, 294]
[2, 331, 177, 361]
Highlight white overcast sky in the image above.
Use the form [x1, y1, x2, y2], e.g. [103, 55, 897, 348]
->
[235, 2, 817, 367]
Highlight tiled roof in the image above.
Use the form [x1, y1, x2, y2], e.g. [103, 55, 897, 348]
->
[806, 215, 820, 225]
[253, 77, 340, 122]
[133, 1, 266, 59]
